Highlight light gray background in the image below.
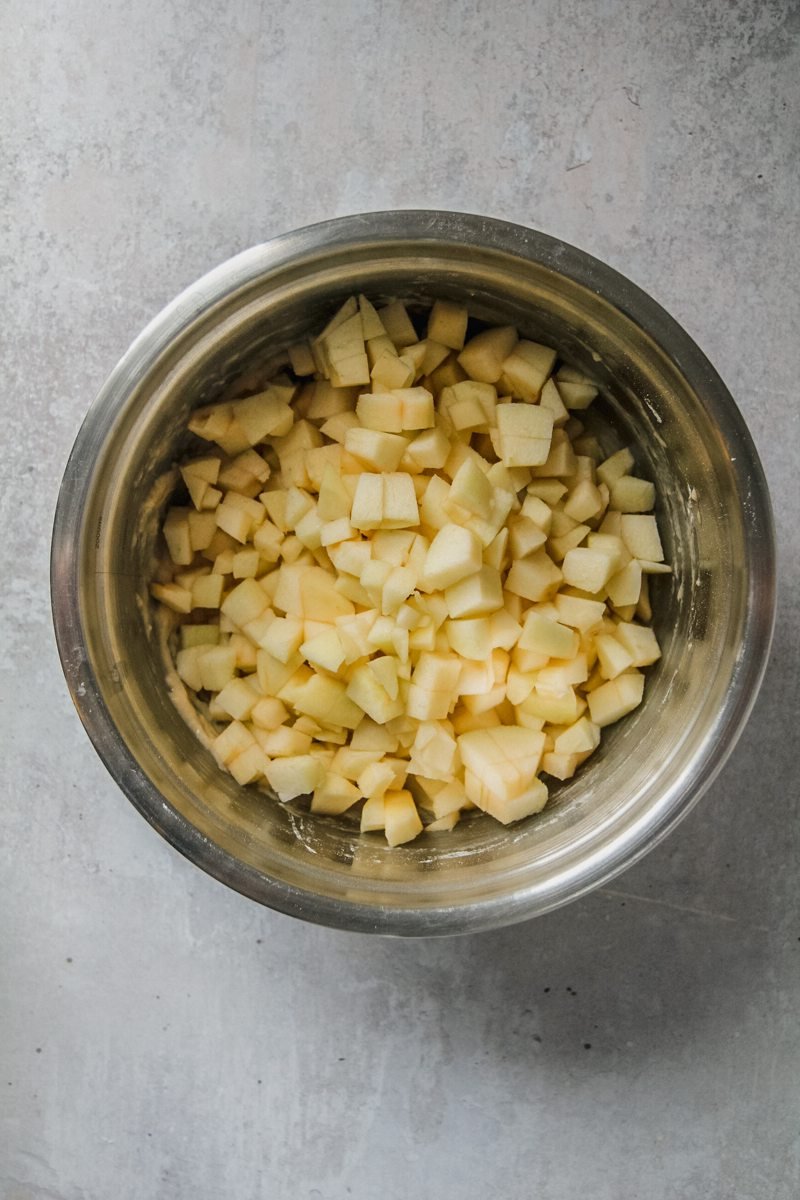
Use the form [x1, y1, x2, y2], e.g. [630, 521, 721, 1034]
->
[2, 2, 798, 1197]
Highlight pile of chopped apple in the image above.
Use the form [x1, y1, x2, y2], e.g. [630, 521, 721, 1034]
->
[150, 295, 668, 847]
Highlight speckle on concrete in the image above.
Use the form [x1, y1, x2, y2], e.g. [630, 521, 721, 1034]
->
[1, 2, 799, 1198]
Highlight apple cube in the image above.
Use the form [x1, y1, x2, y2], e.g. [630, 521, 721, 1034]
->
[620, 515, 664, 562]
[554, 717, 601, 755]
[519, 612, 579, 659]
[293, 674, 364, 729]
[495, 403, 554, 467]
[403, 427, 450, 470]
[564, 480, 604, 523]
[300, 628, 346, 673]
[484, 527, 510, 572]
[614, 621, 662, 667]
[445, 617, 492, 660]
[150, 582, 193, 614]
[444, 565, 504, 618]
[481, 776, 549, 824]
[221, 579, 269, 628]
[350, 472, 419, 531]
[447, 457, 494, 521]
[345, 427, 407, 472]
[408, 721, 459, 782]
[256, 649, 303, 698]
[212, 720, 256, 766]
[517, 687, 584, 725]
[557, 381, 598, 410]
[551, 593, 605, 634]
[594, 634, 635, 679]
[587, 671, 645, 726]
[213, 677, 258, 721]
[507, 515, 547, 559]
[527, 429, 576, 479]
[596, 447, 634, 489]
[263, 755, 324, 802]
[610, 476, 656, 513]
[422, 524, 483, 591]
[406, 653, 462, 720]
[506, 549, 563, 602]
[346, 663, 404, 724]
[370, 350, 415, 391]
[549, 523, 592, 563]
[427, 299, 469, 350]
[383, 790, 423, 846]
[541, 751, 581, 781]
[232, 388, 294, 444]
[538, 377, 570, 426]
[163, 508, 193, 566]
[311, 774, 362, 815]
[250, 696, 289, 731]
[458, 326, 519, 383]
[527, 479, 568, 506]
[327, 538, 371, 578]
[259, 616, 304, 663]
[378, 301, 418, 349]
[499, 340, 557, 402]
[257, 725, 313, 758]
[561, 547, 616, 593]
[356, 760, 396, 802]
[195, 645, 238, 698]
[605, 559, 643, 608]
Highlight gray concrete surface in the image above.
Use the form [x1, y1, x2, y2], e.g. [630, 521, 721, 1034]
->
[2, 1, 798, 1197]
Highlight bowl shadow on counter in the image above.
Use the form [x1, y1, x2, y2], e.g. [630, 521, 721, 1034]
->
[351, 610, 792, 1072]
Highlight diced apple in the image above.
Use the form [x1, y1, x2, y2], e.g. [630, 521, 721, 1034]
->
[554, 717, 601, 755]
[614, 622, 662, 667]
[557, 380, 598, 410]
[406, 653, 462, 720]
[151, 582, 193, 614]
[620, 515, 664, 562]
[458, 326, 519, 383]
[499, 340, 557, 402]
[221, 578, 269, 628]
[311, 774, 362, 815]
[346, 662, 404, 724]
[495, 403, 554, 467]
[212, 720, 256, 766]
[519, 611, 579, 659]
[263, 755, 324, 802]
[360, 794, 386, 832]
[421, 524, 483, 591]
[345, 427, 408, 473]
[197, 645, 237, 692]
[383, 790, 423, 846]
[605, 558, 642, 608]
[587, 671, 645, 726]
[378, 301, 418, 348]
[561, 547, 616, 593]
[506, 549, 563, 602]
[250, 696, 289, 731]
[427, 299, 469, 350]
[447, 457, 494, 521]
[564, 479, 604, 523]
[594, 634, 635, 679]
[370, 350, 414, 390]
[403, 426, 450, 470]
[444, 565, 504, 618]
[541, 751, 581, 780]
[610, 476, 656, 513]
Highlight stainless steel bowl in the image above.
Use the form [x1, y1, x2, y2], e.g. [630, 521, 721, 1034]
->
[51, 211, 775, 935]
